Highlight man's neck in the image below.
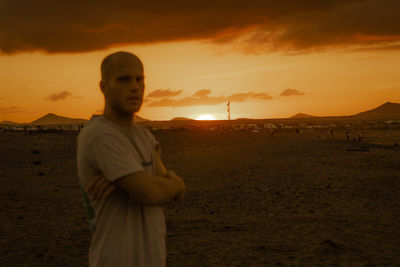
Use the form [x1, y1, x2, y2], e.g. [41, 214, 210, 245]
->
[103, 107, 134, 129]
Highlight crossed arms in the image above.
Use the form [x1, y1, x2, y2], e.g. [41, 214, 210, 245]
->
[86, 148, 185, 205]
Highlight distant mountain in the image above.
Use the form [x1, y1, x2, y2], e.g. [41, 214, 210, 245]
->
[31, 113, 151, 125]
[171, 117, 194, 121]
[352, 102, 400, 120]
[290, 113, 316, 119]
[134, 115, 149, 122]
[0, 120, 18, 124]
[19, 102, 400, 126]
[31, 113, 88, 125]
[90, 114, 149, 122]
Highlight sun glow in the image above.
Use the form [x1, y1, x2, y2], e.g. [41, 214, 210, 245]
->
[196, 114, 216, 120]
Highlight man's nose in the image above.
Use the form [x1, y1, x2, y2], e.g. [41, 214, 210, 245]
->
[129, 81, 139, 92]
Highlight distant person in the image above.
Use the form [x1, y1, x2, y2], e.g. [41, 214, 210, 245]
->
[77, 51, 185, 267]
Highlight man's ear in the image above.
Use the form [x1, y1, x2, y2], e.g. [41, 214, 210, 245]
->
[100, 80, 106, 94]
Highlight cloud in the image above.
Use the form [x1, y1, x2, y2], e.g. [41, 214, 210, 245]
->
[280, 88, 305, 96]
[0, 106, 21, 114]
[147, 89, 272, 107]
[193, 89, 211, 98]
[46, 91, 73, 101]
[0, 0, 399, 54]
[147, 89, 225, 107]
[147, 89, 182, 98]
[230, 92, 272, 102]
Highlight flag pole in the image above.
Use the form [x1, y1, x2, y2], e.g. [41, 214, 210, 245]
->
[227, 98, 231, 131]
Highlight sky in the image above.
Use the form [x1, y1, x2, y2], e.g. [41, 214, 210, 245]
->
[0, 0, 400, 123]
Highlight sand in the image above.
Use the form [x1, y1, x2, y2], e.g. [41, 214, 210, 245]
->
[1, 130, 399, 266]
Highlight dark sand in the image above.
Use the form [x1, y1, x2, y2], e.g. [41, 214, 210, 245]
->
[1, 130, 399, 266]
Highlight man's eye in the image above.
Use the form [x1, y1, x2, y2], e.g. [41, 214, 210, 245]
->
[136, 76, 144, 82]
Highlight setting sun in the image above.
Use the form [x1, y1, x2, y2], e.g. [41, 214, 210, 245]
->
[196, 114, 216, 120]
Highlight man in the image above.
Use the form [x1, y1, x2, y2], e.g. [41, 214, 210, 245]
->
[77, 51, 185, 267]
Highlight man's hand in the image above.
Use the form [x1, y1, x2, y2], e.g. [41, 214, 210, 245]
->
[166, 170, 185, 202]
[86, 174, 117, 203]
[154, 148, 185, 202]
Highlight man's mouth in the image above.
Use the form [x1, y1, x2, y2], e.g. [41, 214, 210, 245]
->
[127, 97, 141, 101]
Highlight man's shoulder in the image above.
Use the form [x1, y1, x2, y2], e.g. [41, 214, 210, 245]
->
[132, 123, 156, 141]
[132, 123, 148, 134]
[78, 116, 123, 145]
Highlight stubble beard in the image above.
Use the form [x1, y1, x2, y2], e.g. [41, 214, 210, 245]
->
[112, 100, 142, 117]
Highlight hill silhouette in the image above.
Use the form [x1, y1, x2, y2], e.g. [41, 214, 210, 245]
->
[31, 113, 88, 125]
[0, 120, 18, 124]
[31, 113, 150, 125]
[171, 117, 194, 121]
[290, 113, 316, 119]
[134, 115, 149, 122]
[91, 114, 149, 122]
[21, 101, 400, 126]
[351, 102, 400, 120]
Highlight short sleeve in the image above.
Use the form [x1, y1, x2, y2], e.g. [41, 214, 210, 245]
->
[86, 134, 144, 182]
[143, 128, 161, 152]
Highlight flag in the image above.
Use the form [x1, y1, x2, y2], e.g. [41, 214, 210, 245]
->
[227, 99, 230, 120]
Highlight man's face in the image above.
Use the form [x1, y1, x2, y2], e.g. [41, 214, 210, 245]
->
[102, 56, 145, 115]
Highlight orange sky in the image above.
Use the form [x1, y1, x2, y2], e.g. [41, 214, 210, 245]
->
[1, 1, 400, 123]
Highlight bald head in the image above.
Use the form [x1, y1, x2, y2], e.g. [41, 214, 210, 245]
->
[101, 51, 143, 82]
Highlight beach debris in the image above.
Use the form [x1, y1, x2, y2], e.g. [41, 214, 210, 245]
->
[32, 150, 40, 154]
[38, 172, 44, 176]
[33, 160, 42, 165]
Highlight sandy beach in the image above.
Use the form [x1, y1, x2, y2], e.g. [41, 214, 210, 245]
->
[1, 130, 399, 266]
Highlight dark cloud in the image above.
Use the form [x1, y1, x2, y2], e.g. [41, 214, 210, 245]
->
[147, 89, 272, 107]
[193, 89, 211, 98]
[0, 106, 21, 113]
[146, 96, 225, 107]
[280, 88, 305, 96]
[0, 0, 399, 54]
[147, 89, 182, 98]
[230, 92, 272, 102]
[147, 89, 225, 107]
[46, 91, 73, 101]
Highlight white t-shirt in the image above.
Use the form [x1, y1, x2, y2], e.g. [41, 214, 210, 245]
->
[77, 115, 166, 267]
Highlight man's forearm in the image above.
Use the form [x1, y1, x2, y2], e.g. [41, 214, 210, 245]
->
[115, 171, 183, 205]
[147, 174, 183, 205]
